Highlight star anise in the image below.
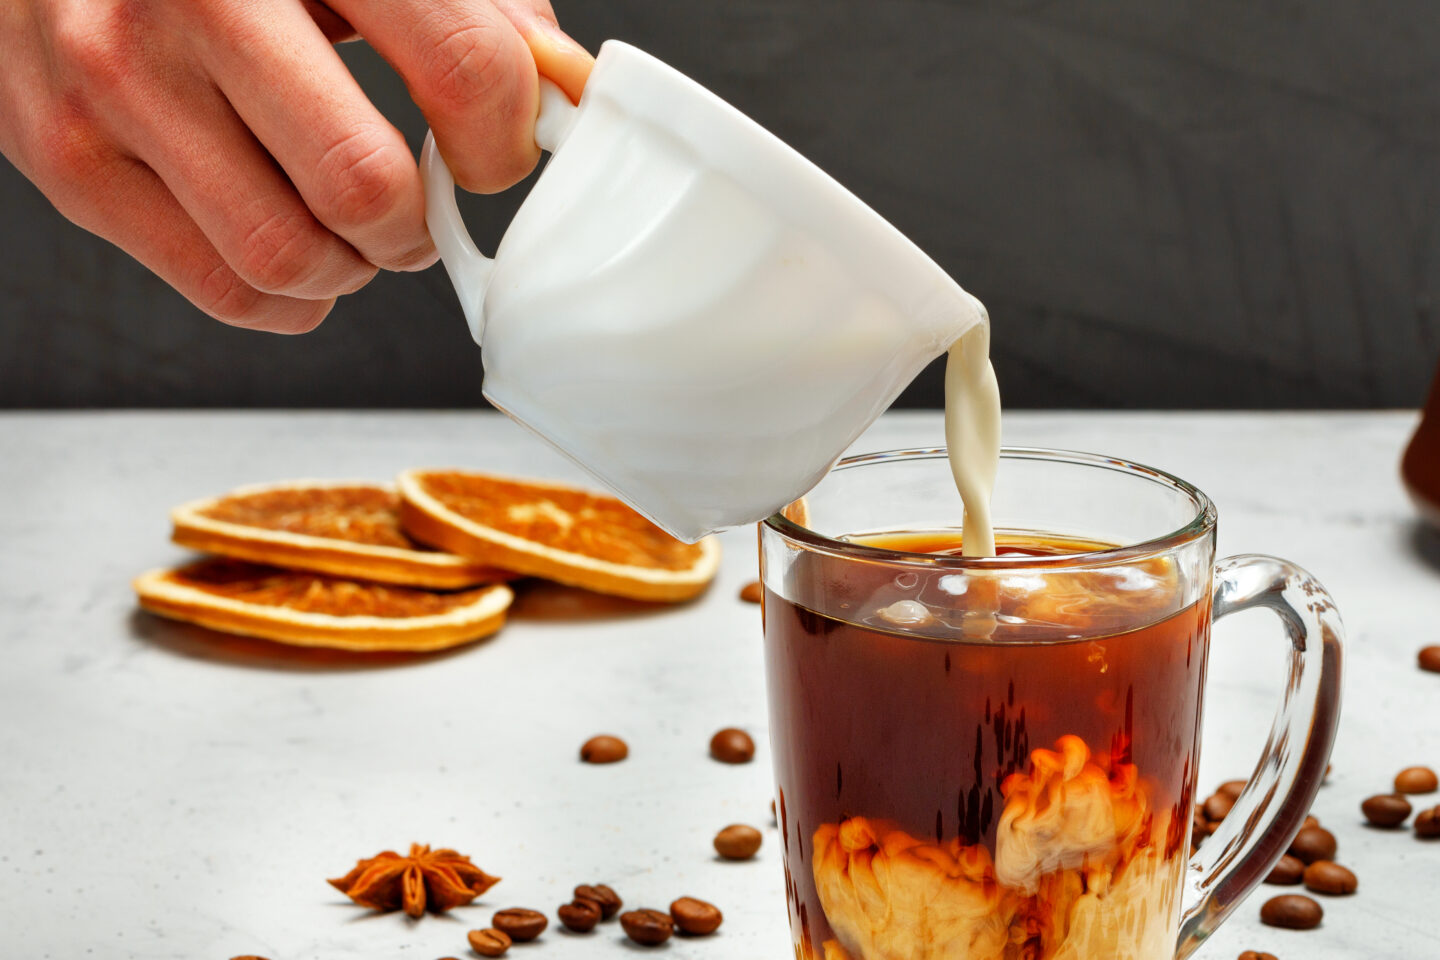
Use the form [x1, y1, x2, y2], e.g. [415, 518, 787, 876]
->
[328, 843, 500, 918]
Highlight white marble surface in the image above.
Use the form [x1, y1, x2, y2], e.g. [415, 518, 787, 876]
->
[2, 410, 1438, 960]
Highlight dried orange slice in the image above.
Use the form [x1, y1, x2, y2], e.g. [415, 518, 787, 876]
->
[170, 480, 515, 589]
[396, 469, 721, 602]
[133, 558, 513, 652]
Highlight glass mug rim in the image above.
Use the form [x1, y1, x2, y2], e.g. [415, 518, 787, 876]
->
[763, 445, 1219, 570]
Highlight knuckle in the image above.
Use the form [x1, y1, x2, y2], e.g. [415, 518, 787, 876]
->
[35, 111, 108, 183]
[51, 6, 139, 91]
[314, 131, 411, 228]
[417, 22, 511, 112]
[235, 209, 323, 293]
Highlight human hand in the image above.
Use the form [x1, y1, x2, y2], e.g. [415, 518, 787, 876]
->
[0, 0, 593, 333]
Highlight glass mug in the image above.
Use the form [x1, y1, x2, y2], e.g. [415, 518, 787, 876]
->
[760, 448, 1342, 960]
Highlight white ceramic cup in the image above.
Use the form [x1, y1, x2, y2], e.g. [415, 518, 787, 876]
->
[421, 40, 987, 543]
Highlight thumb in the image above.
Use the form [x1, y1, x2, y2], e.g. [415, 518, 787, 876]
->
[506, 10, 595, 105]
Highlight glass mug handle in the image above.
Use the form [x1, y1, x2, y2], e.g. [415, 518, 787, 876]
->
[1176, 555, 1344, 958]
[419, 78, 580, 344]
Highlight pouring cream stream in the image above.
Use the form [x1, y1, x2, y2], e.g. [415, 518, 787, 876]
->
[944, 314, 1002, 557]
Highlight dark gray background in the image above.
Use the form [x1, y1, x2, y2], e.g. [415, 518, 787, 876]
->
[4, 0, 1440, 409]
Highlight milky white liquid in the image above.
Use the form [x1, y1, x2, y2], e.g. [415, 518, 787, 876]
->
[944, 320, 1001, 557]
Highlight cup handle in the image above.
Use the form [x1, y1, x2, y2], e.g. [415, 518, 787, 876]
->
[420, 78, 580, 344]
[1175, 555, 1344, 958]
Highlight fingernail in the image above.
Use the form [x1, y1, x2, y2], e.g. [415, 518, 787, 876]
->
[529, 16, 591, 61]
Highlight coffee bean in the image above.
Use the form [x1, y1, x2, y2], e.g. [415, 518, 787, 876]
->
[1416, 805, 1440, 838]
[573, 883, 622, 919]
[1303, 860, 1357, 896]
[1265, 854, 1305, 885]
[580, 735, 628, 764]
[714, 823, 763, 860]
[771, 799, 778, 823]
[620, 909, 674, 946]
[557, 899, 601, 933]
[1301, 814, 1320, 831]
[710, 727, 755, 764]
[492, 908, 547, 942]
[467, 928, 512, 957]
[1204, 793, 1236, 821]
[1419, 645, 1440, 673]
[1395, 765, 1439, 794]
[670, 897, 724, 935]
[739, 581, 763, 603]
[1238, 952, 1278, 960]
[1260, 893, 1323, 929]
[1361, 793, 1413, 828]
[1218, 779, 1247, 800]
[1288, 825, 1337, 865]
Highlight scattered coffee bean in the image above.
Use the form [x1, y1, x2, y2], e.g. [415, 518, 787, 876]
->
[771, 799, 778, 823]
[1416, 805, 1440, 838]
[1288, 825, 1337, 865]
[1395, 765, 1439, 794]
[557, 899, 602, 933]
[1218, 779, 1247, 800]
[1419, 645, 1440, 673]
[1265, 854, 1305, 885]
[1303, 860, 1357, 896]
[492, 908, 548, 942]
[714, 823, 764, 860]
[710, 727, 755, 764]
[739, 580, 763, 603]
[467, 928, 512, 957]
[1238, 952, 1278, 960]
[573, 883, 622, 919]
[1260, 894, 1323, 929]
[670, 897, 724, 935]
[1204, 793, 1236, 821]
[1361, 793, 1413, 828]
[580, 735, 628, 764]
[620, 909, 674, 946]
[1301, 814, 1320, 831]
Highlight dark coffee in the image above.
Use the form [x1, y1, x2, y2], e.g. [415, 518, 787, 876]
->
[764, 531, 1209, 960]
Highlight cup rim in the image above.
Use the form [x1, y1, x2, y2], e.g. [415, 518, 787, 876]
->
[762, 446, 1218, 568]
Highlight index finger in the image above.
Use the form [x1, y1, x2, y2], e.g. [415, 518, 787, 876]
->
[194, 1, 435, 272]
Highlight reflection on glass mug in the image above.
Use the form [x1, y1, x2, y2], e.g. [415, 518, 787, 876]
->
[761, 448, 1342, 960]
